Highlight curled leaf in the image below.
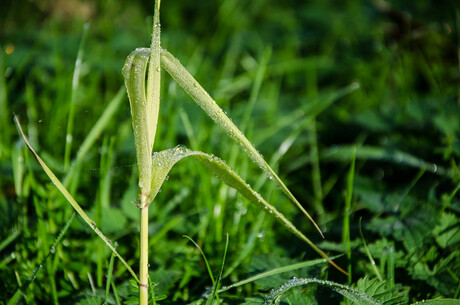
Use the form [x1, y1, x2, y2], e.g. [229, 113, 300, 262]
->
[122, 48, 156, 200]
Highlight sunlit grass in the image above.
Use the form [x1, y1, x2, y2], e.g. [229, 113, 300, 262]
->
[1, 0, 459, 303]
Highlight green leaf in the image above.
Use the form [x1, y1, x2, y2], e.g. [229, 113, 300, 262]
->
[122, 49, 153, 198]
[219, 254, 343, 293]
[14, 115, 139, 283]
[321, 145, 455, 178]
[264, 278, 381, 305]
[148, 145, 343, 273]
[433, 213, 460, 249]
[157, 47, 324, 237]
[412, 300, 460, 305]
[342, 277, 408, 305]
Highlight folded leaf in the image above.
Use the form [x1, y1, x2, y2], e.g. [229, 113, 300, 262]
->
[122, 49, 154, 198]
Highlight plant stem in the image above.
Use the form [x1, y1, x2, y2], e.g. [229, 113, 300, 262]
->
[138, 1, 161, 303]
[139, 205, 149, 305]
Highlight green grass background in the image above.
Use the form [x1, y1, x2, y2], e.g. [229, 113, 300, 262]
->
[1, 0, 459, 303]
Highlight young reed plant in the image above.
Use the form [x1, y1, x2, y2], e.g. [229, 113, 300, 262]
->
[7, 0, 460, 303]
[13, 0, 349, 303]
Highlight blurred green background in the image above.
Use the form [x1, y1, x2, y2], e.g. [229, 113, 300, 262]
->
[1, 0, 459, 303]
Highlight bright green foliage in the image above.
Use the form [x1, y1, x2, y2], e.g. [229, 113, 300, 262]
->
[1, 0, 459, 304]
[264, 278, 381, 305]
[342, 277, 408, 305]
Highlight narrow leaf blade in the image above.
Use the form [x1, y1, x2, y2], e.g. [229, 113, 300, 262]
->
[14, 115, 139, 283]
[149, 146, 346, 274]
[158, 48, 323, 237]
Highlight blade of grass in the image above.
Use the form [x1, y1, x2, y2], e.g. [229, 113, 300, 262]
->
[0, 228, 21, 253]
[62, 86, 125, 190]
[387, 243, 395, 288]
[343, 145, 356, 283]
[209, 234, 229, 304]
[105, 252, 116, 303]
[0, 44, 9, 145]
[239, 47, 271, 133]
[218, 254, 343, 293]
[223, 212, 265, 278]
[64, 23, 90, 171]
[263, 277, 380, 305]
[7, 213, 76, 305]
[111, 280, 122, 305]
[183, 235, 216, 287]
[14, 115, 139, 283]
[307, 120, 325, 217]
[157, 47, 324, 237]
[359, 218, 382, 281]
[321, 145, 454, 178]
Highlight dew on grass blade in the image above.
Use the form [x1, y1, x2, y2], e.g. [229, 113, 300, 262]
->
[147, 146, 345, 273]
[159, 47, 325, 237]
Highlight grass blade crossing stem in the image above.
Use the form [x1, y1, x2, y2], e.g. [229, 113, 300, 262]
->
[14, 115, 139, 283]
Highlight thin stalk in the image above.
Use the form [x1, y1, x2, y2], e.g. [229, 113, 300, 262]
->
[308, 120, 325, 217]
[343, 145, 356, 283]
[138, 0, 161, 304]
[139, 206, 149, 304]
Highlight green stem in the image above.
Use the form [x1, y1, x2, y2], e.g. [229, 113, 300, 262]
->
[139, 206, 149, 305]
[138, 1, 161, 304]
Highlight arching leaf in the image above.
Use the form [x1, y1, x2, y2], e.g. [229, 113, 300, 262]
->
[148, 146, 346, 274]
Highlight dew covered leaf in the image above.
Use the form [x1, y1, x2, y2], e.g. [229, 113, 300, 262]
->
[264, 278, 381, 305]
[122, 48, 154, 194]
[148, 146, 338, 268]
[157, 47, 323, 236]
